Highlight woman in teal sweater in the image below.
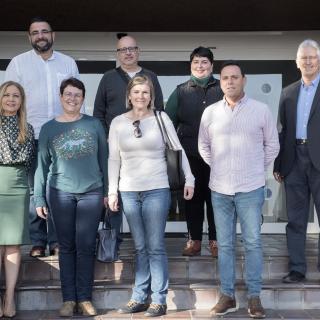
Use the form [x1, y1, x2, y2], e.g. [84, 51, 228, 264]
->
[34, 78, 108, 317]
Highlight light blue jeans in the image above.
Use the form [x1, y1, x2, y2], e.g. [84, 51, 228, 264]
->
[120, 188, 171, 305]
[211, 187, 264, 298]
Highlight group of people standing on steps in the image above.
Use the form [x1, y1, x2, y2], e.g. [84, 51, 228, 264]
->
[0, 15, 319, 320]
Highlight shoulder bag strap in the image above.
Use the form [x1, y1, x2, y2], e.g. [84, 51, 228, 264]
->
[154, 110, 167, 147]
[158, 111, 174, 149]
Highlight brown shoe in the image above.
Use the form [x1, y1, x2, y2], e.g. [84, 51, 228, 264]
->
[210, 294, 238, 316]
[182, 240, 201, 256]
[209, 240, 218, 257]
[59, 301, 76, 317]
[78, 300, 97, 316]
[248, 296, 265, 318]
[29, 246, 45, 258]
[49, 246, 59, 256]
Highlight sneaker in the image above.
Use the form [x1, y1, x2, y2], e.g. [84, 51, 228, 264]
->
[182, 240, 201, 256]
[209, 240, 218, 257]
[117, 300, 149, 314]
[248, 296, 266, 319]
[78, 300, 97, 316]
[282, 270, 305, 283]
[59, 301, 76, 317]
[210, 294, 238, 316]
[144, 303, 167, 317]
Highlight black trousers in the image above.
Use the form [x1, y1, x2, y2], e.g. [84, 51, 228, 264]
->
[185, 156, 216, 241]
[284, 145, 320, 275]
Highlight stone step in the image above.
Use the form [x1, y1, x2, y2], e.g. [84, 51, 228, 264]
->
[7, 309, 320, 320]
[3, 279, 320, 311]
[15, 253, 320, 283]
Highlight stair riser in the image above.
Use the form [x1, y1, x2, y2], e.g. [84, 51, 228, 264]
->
[12, 257, 319, 282]
[14, 287, 320, 311]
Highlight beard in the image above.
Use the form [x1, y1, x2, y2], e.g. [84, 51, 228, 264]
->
[31, 38, 53, 53]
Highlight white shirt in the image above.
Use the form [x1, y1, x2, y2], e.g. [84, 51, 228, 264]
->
[108, 112, 195, 194]
[5, 49, 80, 138]
[198, 95, 279, 195]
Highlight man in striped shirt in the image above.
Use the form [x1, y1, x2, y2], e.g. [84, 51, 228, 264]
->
[198, 61, 279, 319]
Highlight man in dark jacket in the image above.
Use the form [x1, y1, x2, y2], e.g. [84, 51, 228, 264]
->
[94, 34, 163, 244]
[274, 39, 320, 283]
[166, 47, 223, 257]
[94, 34, 163, 136]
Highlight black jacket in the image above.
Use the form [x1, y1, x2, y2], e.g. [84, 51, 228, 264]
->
[93, 67, 163, 137]
[176, 77, 223, 157]
[274, 79, 320, 176]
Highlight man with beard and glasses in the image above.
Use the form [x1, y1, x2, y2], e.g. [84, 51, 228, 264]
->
[5, 17, 80, 258]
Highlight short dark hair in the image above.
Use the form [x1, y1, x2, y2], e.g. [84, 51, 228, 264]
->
[190, 47, 214, 64]
[220, 60, 245, 76]
[29, 17, 52, 32]
[60, 77, 86, 98]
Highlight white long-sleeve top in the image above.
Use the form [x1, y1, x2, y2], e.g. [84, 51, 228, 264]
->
[198, 95, 279, 195]
[108, 112, 194, 194]
[5, 49, 80, 138]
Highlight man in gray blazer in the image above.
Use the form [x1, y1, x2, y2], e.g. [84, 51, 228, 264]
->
[274, 39, 320, 283]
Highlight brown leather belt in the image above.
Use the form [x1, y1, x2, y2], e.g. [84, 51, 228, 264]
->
[296, 139, 308, 145]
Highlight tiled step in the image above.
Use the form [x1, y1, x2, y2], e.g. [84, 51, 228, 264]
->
[16, 253, 320, 282]
[4, 279, 320, 311]
[7, 308, 320, 320]
[1, 236, 319, 315]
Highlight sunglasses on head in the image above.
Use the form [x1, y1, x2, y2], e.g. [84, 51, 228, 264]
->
[132, 120, 142, 138]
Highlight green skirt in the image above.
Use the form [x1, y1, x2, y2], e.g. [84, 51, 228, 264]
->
[0, 165, 30, 245]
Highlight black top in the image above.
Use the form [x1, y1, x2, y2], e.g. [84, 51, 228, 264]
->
[93, 67, 164, 138]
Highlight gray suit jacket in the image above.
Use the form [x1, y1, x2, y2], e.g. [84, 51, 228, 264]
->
[274, 78, 320, 176]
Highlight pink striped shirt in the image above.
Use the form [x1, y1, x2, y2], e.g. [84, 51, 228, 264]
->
[198, 95, 279, 195]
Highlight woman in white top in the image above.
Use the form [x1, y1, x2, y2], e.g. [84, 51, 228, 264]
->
[108, 75, 194, 317]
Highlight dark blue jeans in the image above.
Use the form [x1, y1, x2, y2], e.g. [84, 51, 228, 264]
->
[29, 141, 57, 249]
[48, 186, 103, 302]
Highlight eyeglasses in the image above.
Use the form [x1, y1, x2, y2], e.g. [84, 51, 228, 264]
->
[299, 55, 318, 62]
[117, 46, 138, 54]
[63, 92, 83, 99]
[133, 120, 142, 138]
[29, 29, 52, 37]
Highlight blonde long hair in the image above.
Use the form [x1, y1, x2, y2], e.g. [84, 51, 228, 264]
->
[0, 81, 28, 143]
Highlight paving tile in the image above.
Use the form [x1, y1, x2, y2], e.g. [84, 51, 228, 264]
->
[189, 260, 216, 280]
[193, 289, 218, 309]
[168, 260, 188, 279]
[277, 290, 304, 309]
[305, 309, 320, 319]
[269, 258, 289, 279]
[277, 309, 312, 319]
[17, 290, 48, 310]
[167, 289, 195, 310]
[164, 309, 192, 318]
[94, 289, 131, 309]
[50, 261, 60, 280]
[21, 260, 51, 281]
[99, 309, 132, 319]
[46, 289, 63, 309]
[304, 290, 320, 309]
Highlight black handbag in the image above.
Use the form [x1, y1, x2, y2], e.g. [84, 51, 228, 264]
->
[96, 209, 119, 262]
[154, 111, 185, 191]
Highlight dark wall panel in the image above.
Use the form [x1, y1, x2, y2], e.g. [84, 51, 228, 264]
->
[1, 0, 319, 31]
